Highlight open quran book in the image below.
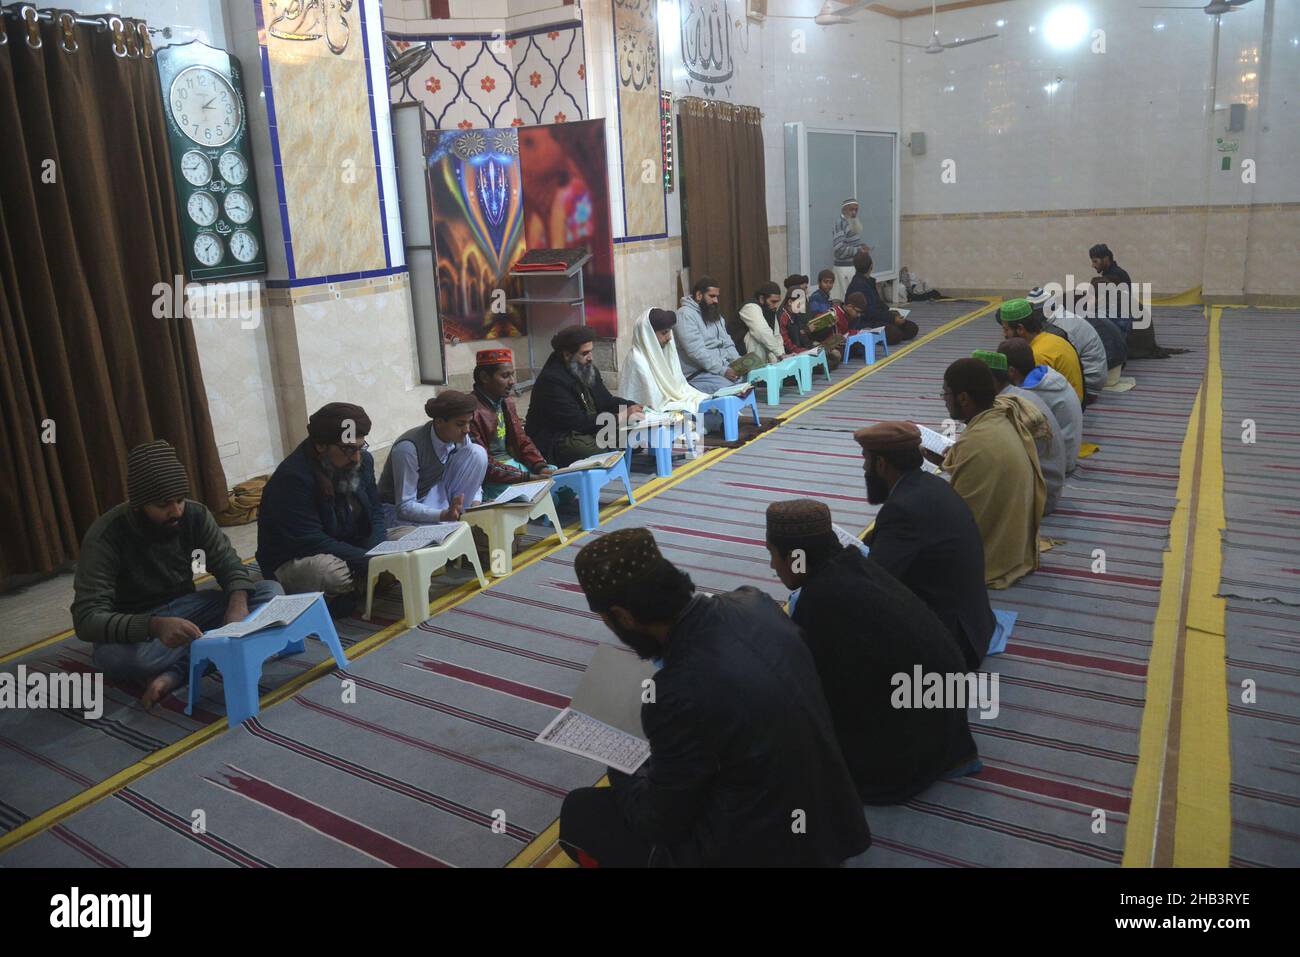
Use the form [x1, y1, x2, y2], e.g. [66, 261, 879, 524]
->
[201, 593, 322, 639]
[710, 381, 754, 399]
[552, 451, 625, 474]
[366, 522, 462, 555]
[465, 479, 552, 511]
[535, 644, 657, 774]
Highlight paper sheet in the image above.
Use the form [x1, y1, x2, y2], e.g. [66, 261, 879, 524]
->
[366, 522, 462, 555]
[917, 424, 955, 456]
[203, 593, 321, 639]
[832, 523, 870, 557]
[535, 708, 651, 775]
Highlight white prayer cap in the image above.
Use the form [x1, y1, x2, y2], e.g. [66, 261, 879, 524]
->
[841, 198, 859, 210]
[1026, 286, 1052, 306]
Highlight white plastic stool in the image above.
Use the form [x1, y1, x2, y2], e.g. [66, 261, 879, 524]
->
[463, 492, 569, 577]
[363, 522, 489, 628]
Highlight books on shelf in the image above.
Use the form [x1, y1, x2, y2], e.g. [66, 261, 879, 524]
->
[366, 522, 463, 556]
[201, 593, 322, 640]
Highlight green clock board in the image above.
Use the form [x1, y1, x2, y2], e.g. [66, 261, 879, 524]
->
[156, 41, 267, 281]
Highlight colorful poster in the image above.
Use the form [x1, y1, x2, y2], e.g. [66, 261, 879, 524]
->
[517, 120, 617, 337]
[425, 129, 526, 341]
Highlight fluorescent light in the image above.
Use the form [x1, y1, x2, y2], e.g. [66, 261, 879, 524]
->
[1043, 81, 1060, 93]
[995, 19, 1006, 28]
[1154, 23, 1166, 31]
[1043, 5, 1089, 50]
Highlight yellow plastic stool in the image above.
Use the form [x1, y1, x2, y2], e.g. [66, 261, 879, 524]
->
[363, 522, 488, 628]
[463, 492, 569, 577]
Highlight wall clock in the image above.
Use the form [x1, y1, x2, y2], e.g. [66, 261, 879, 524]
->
[156, 41, 267, 281]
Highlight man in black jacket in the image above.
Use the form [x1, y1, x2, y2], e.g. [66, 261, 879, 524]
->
[256, 403, 386, 609]
[523, 325, 642, 466]
[845, 250, 918, 345]
[856, 421, 996, 669]
[766, 499, 981, 804]
[559, 528, 871, 867]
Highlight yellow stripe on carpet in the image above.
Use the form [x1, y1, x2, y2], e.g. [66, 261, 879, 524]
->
[1123, 305, 1230, 868]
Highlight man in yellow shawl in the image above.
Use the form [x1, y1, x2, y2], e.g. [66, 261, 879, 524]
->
[935, 358, 1047, 589]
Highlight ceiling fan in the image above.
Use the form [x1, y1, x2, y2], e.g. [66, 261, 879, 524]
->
[816, 0, 998, 51]
[1138, 0, 1254, 14]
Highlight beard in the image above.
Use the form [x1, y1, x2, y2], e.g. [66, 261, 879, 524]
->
[760, 304, 778, 324]
[567, 357, 596, 387]
[700, 301, 721, 323]
[322, 458, 361, 495]
[140, 512, 183, 541]
[865, 472, 891, 505]
[606, 618, 663, 661]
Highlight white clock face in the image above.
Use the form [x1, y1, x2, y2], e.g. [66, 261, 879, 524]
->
[170, 66, 242, 147]
[180, 150, 212, 186]
[187, 191, 218, 226]
[229, 229, 259, 263]
[218, 151, 248, 185]
[223, 190, 253, 224]
[194, 232, 223, 267]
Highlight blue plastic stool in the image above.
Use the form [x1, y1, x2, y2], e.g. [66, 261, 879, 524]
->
[185, 594, 347, 728]
[844, 328, 890, 365]
[785, 351, 832, 391]
[698, 391, 761, 441]
[548, 450, 636, 530]
[625, 422, 675, 478]
[746, 357, 802, 406]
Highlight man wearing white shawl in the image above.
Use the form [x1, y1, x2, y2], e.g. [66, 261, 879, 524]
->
[622, 309, 723, 437]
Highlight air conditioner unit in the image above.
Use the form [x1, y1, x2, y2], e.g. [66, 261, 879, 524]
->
[747, 0, 767, 23]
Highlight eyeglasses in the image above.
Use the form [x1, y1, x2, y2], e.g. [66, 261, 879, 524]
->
[334, 440, 369, 456]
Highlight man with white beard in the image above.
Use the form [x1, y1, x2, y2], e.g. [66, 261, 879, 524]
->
[831, 198, 870, 300]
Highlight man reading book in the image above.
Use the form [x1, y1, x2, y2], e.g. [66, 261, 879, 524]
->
[558, 529, 871, 867]
[468, 347, 555, 500]
[525, 324, 643, 467]
[73, 440, 282, 709]
[379, 391, 490, 527]
[674, 276, 742, 394]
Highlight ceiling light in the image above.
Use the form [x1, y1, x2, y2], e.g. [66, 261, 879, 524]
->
[1044, 5, 1089, 50]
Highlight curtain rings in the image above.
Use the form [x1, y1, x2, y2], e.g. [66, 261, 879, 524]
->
[57, 10, 77, 53]
[107, 15, 128, 57]
[136, 21, 153, 59]
[19, 4, 42, 49]
[124, 18, 139, 57]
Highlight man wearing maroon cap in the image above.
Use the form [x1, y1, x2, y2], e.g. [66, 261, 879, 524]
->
[856, 421, 996, 669]
[468, 347, 555, 499]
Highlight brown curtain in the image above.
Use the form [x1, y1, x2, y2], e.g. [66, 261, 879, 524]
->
[676, 97, 770, 320]
[1, 11, 227, 579]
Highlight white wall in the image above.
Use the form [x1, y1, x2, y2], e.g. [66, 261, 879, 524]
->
[899, 0, 1300, 215]
[658, 0, 902, 236]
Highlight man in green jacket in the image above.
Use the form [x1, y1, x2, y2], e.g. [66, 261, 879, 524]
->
[71, 440, 281, 709]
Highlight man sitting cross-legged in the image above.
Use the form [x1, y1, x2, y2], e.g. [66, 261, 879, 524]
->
[525, 324, 643, 467]
[675, 275, 743, 394]
[73, 440, 281, 709]
[735, 281, 792, 367]
[997, 337, 1083, 474]
[856, 422, 997, 669]
[974, 348, 1067, 516]
[258, 402, 387, 612]
[468, 347, 555, 501]
[845, 250, 918, 344]
[379, 391, 489, 527]
[766, 499, 982, 805]
[998, 298, 1085, 404]
[558, 528, 870, 867]
[937, 358, 1047, 590]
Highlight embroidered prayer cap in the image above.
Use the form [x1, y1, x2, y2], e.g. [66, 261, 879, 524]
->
[972, 348, 1009, 372]
[574, 529, 665, 611]
[766, 499, 832, 544]
[1026, 286, 1052, 307]
[126, 440, 190, 507]
[998, 298, 1033, 325]
[307, 402, 372, 444]
[783, 274, 809, 289]
[425, 390, 477, 420]
[853, 421, 922, 453]
[648, 308, 677, 332]
[476, 347, 513, 366]
[551, 324, 595, 354]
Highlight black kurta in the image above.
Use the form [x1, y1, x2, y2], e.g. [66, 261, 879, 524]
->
[611, 588, 871, 866]
[793, 545, 980, 805]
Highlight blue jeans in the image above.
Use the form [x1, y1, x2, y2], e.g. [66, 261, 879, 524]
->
[91, 581, 282, 688]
